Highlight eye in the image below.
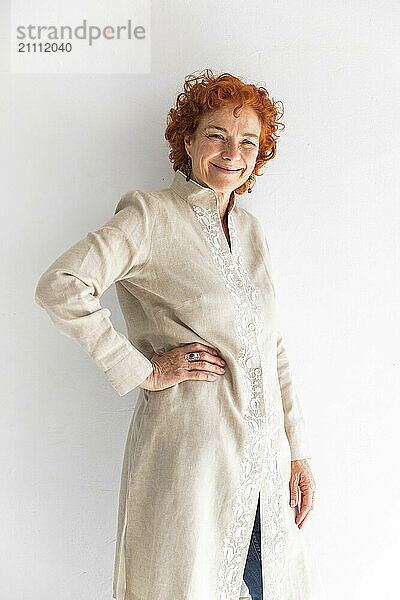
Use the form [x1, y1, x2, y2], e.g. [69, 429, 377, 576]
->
[243, 140, 256, 146]
[208, 134, 224, 140]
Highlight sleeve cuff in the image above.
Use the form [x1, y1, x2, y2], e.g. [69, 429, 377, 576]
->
[104, 349, 154, 396]
[285, 425, 312, 461]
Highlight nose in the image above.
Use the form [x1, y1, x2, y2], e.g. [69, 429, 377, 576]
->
[221, 140, 242, 162]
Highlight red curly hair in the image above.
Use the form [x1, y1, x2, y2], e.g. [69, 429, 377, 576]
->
[165, 69, 285, 195]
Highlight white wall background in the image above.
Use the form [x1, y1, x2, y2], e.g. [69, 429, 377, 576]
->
[1, 1, 399, 598]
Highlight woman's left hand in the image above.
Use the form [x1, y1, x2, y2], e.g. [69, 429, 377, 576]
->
[289, 459, 316, 529]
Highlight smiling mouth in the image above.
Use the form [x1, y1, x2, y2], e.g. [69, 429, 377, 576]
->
[210, 163, 243, 173]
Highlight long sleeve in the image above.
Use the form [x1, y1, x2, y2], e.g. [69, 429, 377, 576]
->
[34, 191, 154, 396]
[277, 331, 311, 461]
[258, 221, 312, 461]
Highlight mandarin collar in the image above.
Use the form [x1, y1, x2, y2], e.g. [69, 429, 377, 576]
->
[169, 169, 237, 216]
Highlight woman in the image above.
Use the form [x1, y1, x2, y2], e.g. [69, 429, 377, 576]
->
[35, 70, 323, 600]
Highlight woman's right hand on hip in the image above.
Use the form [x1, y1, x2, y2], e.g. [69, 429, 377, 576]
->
[138, 342, 226, 391]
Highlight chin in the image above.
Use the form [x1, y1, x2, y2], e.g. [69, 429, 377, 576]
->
[210, 180, 239, 194]
[209, 172, 242, 187]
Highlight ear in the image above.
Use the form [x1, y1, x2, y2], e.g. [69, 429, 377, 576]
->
[183, 134, 192, 156]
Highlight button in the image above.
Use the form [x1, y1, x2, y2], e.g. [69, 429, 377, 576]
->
[248, 323, 255, 331]
[255, 368, 262, 375]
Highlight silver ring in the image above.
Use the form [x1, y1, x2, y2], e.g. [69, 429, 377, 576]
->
[185, 352, 200, 362]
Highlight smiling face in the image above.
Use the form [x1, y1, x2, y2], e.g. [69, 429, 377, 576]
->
[183, 101, 261, 196]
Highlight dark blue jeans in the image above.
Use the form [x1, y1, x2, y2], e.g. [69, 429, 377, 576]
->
[242, 493, 263, 600]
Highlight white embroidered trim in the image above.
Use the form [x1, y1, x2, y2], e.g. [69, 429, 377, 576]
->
[229, 214, 287, 598]
[192, 205, 286, 600]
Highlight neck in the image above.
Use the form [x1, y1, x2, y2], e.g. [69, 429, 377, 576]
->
[190, 173, 234, 220]
[216, 190, 234, 221]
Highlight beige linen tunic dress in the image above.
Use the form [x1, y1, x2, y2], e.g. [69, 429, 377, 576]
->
[35, 168, 325, 600]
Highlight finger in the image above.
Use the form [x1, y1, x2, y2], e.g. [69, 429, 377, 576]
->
[297, 491, 312, 522]
[290, 487, 299, 507]
[295, 492, 313, 526]
[185, 359, 225, 376]
[296, 505, 311, 527]
[185, 342, 220, 356]
[289, 474, 300, 507]
[298, 509, 312, 529]
[182, 349, 226, 369]
[298, 497, 314, 528]
[196, 350, 226, 368]
[184, 370, 219, 382]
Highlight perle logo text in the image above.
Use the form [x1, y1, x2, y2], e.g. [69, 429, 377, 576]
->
[16, 19, 146, 46]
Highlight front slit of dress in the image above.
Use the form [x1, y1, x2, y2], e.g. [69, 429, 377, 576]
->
[191, 204, 274, 599]
[241, 490, 264, 599]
